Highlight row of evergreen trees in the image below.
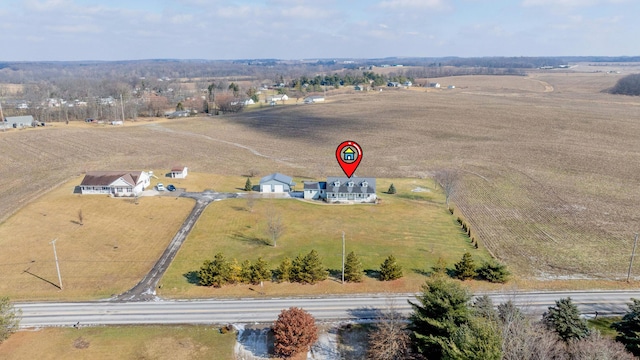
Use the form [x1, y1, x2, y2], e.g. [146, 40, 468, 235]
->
[444, 252, 511, 283]
[197, 251, 404, 287]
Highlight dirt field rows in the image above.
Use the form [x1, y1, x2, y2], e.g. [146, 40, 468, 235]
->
[1, 72, 639, 280]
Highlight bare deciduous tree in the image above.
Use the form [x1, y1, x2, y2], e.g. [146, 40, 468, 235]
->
[77, 209, 83, 225]
[367, 301, 412, 360]
[266, 207, 285, 247]
[568, 331, 635, 360]
[434, 169, 458, 208]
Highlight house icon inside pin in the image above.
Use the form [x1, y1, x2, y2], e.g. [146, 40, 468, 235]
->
[343, 147, 355, 161]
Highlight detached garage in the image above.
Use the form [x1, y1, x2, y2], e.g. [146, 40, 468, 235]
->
[259, 173, 296, 193]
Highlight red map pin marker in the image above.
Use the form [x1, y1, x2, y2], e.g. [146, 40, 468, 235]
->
[336, 141, 362, 178]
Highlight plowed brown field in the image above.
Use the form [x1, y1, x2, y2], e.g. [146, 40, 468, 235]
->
[2, 72, 640, 280]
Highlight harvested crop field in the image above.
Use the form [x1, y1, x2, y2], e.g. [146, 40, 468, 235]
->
[1, 72, 639, 280]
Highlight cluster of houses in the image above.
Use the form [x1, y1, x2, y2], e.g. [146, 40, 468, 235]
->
[78, 166, 187, 196]
[77, 168, 376, 204]
[258, 173, 377, 204]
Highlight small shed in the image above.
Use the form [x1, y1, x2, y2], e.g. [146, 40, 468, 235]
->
[169, 166, 188, 179]
[260, 173, 296, 193]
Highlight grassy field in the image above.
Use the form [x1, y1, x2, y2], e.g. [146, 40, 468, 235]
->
[588, 316, 621, 338]
[0, 325, 235, 360]
[2, 70, 640, 284]
[159, 178, 489, 297]
[0, 177, 195, 301]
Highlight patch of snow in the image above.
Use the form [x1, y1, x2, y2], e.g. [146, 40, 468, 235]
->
[308, 327, 340, 359]
[411, 187, 431, 193]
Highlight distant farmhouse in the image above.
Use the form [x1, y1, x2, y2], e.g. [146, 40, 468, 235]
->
[303, 96, 325, 104]
[266, 94, 288, 103]
[80, 171, 151, 196]
[168, 166, 188, 179]
[259, 173, 296, 193]
[5, 115, 36, 128]
[304, 177, 377, 203]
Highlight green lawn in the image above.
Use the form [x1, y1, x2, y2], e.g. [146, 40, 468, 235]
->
[160, 178, 492, 297]
[588, 316, 621, 338]
[0, 325, 235, 360]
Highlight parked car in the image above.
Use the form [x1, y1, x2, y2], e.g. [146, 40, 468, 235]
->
[156, 183, 165, 191]
[167, 184, 176, 192]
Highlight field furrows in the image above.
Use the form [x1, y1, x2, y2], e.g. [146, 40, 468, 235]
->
[453, 165, 634, 278]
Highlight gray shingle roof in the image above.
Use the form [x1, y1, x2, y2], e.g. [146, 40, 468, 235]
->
[326, 177, 376, 195]
[260, 173, 296, 186]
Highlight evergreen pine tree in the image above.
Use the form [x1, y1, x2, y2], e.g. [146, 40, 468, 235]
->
[239, 259, 252, 284]
[244, 177, 252, 191]
[250, 257, 272, 285]
[431, 256, 448, 277]
[344, 251, 363, 282]
[454, 252, 476, 280]
[408, 277, 473, 358]
[276, 257, 293, 282]
[387, 183, 397, 194]
[302, 249, 328, 284]
[542, 297, 591, 342]
[612, 298, 640, 356]
[447, 316, 502, 360]
[473, 295, 498, 321]
[290, 254, 306, 283]
[198, 252, 231, 287]
[476, 260, 510, 283]
[379, 255, 403, 281]
[228, 258, 242, 284]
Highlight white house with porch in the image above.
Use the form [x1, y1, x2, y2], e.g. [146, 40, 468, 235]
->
[80, 171, 151, 196]
[303, 177, 377, 203]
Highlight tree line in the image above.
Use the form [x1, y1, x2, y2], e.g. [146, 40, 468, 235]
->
[197, 251, 404, 287]
[609, 73, 640, 96]
[367, 276, 637, 360]
[197, 250, 508, 288]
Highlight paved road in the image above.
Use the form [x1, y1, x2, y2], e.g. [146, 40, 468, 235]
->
[113, 191, 238, 301]
[17, 290, 640, 328]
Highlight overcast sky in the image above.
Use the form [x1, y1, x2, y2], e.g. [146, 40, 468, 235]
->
[1, 0, 637, 61]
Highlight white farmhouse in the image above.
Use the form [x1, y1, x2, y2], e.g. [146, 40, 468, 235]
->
[80, 171, 151, 196]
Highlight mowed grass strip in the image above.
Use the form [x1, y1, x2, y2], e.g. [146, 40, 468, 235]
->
[160, 178, 491, 297]
[0, 325, 234, 360]
[0, 177, 194, 301]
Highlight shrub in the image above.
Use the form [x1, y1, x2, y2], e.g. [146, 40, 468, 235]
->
[454, 252, 476, 280]
[379, 255, 403, 281]
[476, 260, 510, 283]
[344, 251, 363, 282]
[273, 307, 318, 358]
[610, 73, 640, 96]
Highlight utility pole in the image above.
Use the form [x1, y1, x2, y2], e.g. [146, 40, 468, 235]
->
[120, 93, 125, 124]
[627, 233, 639, 282]
[0, 99, 5, 132]
[50, 238, 63, 290]
[341, 231, 345, 284]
